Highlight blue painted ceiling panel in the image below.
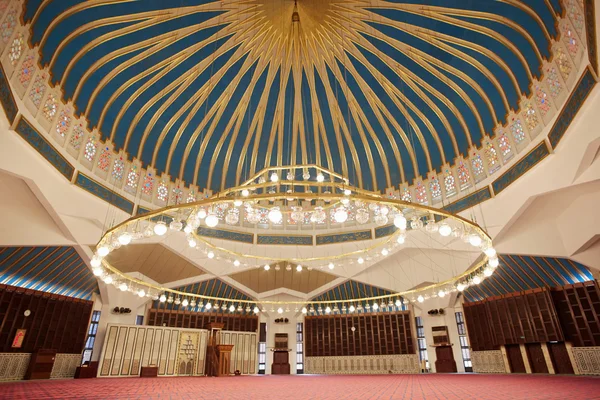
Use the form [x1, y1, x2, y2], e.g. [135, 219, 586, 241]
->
[463, 254, 594, 302]
[22, 0, 562, 191]
[0, 246, 98, 301]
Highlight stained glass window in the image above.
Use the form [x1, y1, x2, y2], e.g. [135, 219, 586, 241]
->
[18, 54, 35, 88]
[554, 46, 572, 81]
[470, 153, 484, 176]
[415, 181, 427, 204]
[497, 133, 513, 161]
[42, 94, 58, 121]
[523, 102, 539, 132]
[510, 118, 526, 144]
[55, 108, 71, 137]
[141, 173, 154, 196]
[83, 137, 97, 162]
[562, 23, 579, 58]
[457, 161, 471, 190]
[444, 168, 456, 196]
[401, 187, 412, 202]
[566, 0, 584, 38]
[126, 166, 139, 190]
[0, 1, 9, 14]
[157, 181, 168, 202]
[535, 85, 551, 117]
[546, 66, 562, 99]
[429, 176, 441, 200]
[29, 74, 47, 108]
[171, 186, 183, 205]
[8, 33, 23, 66]
[69, 124, 85, 151]
[484, 141, 500, 174]
[0, 8, 17, 43]
[187, 190, 196, 203]
[97, 147, 111, 172]
[112, 157, 125, 181]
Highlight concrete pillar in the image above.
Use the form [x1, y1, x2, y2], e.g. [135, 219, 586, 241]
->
[565, 342, 581, 375]
[519, 344, 532, 373]
[540, 343, 555, 374]
[500, 346, 511, 373]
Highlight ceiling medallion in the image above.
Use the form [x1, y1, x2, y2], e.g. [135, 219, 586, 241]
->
[92, 165, 497, 311]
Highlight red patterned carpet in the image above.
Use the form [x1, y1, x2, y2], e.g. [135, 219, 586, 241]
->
[1, 374, 599, 400]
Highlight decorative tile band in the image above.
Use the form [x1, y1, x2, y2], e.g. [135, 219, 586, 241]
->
[257, 235, 312, 245]
[0, 64, 17, 124]
[374, 224, 397, 238]
[50, 353, 81, 379]
[471, 350, 507, 374]
[571, 346, 600, 375]
[316, 230, 372, 245]
[14, 116, 75, 181]
[548, 66, 597, 149]
[75, 173, 134, 214]
[442, 187, 493, 215]
[492, 141, 550, 195]
[305, 354, 419, 374]
[197, 227, 254, 244]
[0, 353, 30, 381]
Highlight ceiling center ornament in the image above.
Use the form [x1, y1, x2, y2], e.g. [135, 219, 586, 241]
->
[91, 165, 498, 312]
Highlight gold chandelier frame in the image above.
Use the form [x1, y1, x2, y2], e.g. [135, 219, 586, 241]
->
[94, 165, 495, 306]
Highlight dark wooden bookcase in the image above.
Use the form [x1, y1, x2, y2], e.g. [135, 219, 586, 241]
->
[305, 311, 415, 357]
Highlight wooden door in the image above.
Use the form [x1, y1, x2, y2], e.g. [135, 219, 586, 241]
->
[548, 342, 574, 374]
[506, 344, 526, 373]
[434, 346, 457, 373]
[526, 343, 548, 373]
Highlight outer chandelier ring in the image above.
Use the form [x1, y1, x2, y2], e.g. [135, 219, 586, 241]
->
[92, 165, 496, 306]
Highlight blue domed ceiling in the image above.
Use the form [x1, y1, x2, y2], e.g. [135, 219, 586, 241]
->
[24, 0, 561, 191]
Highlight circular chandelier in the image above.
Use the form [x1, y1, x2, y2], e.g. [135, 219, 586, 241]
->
[91, 165, 498, 313]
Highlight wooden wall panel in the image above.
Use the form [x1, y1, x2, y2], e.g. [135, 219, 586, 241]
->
[146, 309, 258, 332]
[551, 281, 600, 347]
[464, 287, 563, 350]
[305, 311, 414, 357]
[0, 284, 92, 354]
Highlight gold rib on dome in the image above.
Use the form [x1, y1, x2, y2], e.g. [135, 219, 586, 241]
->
[23, 0, 559, 191]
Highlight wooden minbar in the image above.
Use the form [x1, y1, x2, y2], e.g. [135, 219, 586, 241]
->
[25, 349, 56, 380]
[205, 322, 234, 376]
[216, 344, 234, 376]
[271, 333, 291, 375]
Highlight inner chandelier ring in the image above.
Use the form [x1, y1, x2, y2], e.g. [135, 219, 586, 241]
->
[91, 165, 499, 309]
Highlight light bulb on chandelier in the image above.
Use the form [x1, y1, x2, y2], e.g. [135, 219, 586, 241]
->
[97, 245, 110, 257]
[438, 223, 452, 237]
[205, 213, 219, 228]
[334, 207, 348, 223]
[154, 222, 168, 236]
[469, 234, 482, 247]
[118, 232, 132, 245]
[268, 208, 282, 224]
[394, 214, 407, 230]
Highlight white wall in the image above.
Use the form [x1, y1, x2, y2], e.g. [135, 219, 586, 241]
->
[414, 296, 466, 373]
[260, 311, 302, 375]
